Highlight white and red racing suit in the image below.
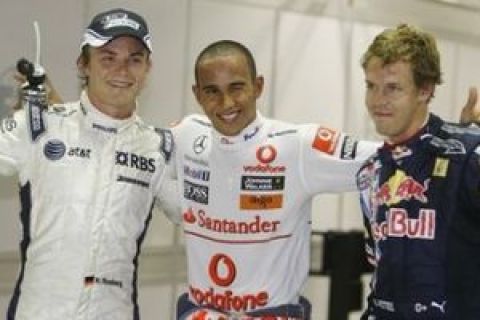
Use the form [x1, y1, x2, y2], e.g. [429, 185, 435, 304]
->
[0, 91, 175, 320]
[171, 112, 377, 318]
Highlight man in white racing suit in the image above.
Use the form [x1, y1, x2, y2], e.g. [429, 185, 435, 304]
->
[171, 40, 378, 319]
[0, 8, 176, 320]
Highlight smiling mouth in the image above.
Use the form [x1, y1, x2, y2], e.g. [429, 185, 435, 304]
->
[109, 80, 133, 88]
[218, 110, 240, 123]
[373, 110, 393, 118]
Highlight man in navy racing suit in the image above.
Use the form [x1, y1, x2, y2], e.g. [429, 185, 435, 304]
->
[357, 24, 480, 319]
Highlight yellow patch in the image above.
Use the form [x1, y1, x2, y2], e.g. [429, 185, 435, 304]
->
[433, 158, 449, 177]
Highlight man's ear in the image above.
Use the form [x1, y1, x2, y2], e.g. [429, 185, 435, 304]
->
[192, 84, 200, 101]
[77, 55, 88, 78]
[254, 75, 264, 99]
[146, 57, 152, 73]
[419, 83, 435, 103]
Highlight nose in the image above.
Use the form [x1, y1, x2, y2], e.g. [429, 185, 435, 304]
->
[113, 59, 129, 75]
[222, 93, 235, 109]
[369, 88, 388, 108]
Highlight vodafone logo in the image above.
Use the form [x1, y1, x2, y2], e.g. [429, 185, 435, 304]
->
[189, 254, 269, 312]
[256, 145, 276, 164]
[244, 145, 285, 173]
[312, 126, 339, 155]
[317, 127, 335, 140]
[209, 254, 236, 287]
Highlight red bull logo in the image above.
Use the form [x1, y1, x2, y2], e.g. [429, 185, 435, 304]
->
[372, 208, 436, 241]
[375, 170, 429, 206]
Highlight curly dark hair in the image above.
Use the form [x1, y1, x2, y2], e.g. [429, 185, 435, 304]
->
[362, 24, 443, 90]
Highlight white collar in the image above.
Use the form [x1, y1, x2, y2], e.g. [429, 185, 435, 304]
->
[212, 112, 265, 150]
[80, 90, 137, 133]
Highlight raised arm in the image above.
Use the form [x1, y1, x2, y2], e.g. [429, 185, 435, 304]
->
[460, 87, 480, 124]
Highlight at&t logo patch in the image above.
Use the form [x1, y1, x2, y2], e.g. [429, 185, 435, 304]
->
[44, 139, 66, 161]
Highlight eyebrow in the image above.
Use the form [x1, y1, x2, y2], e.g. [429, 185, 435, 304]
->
[98, 48, 147, 57]
[201, 84, 218, 90]
[230, 80, 246, 86]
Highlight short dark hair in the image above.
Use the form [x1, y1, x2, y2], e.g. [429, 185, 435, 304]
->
[194, 40, 257, 83]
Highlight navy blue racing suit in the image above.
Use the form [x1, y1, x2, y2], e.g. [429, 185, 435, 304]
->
[357, 114, 480, 320]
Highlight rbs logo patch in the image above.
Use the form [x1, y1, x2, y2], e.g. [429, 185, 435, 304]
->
[116, 151, 155, 172]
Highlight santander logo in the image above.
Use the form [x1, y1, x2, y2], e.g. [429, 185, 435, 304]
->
[182, 208, 281, 234]
[183, 207, 196, 223]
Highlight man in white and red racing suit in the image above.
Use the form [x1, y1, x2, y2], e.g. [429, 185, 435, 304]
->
[171, 111, 376, 319]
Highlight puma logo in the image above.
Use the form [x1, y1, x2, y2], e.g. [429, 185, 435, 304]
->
[431, 300, 446, 313]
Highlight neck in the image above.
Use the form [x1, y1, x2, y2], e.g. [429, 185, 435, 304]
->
[386, 112, 429, 145]
[87, 93, 135, 120]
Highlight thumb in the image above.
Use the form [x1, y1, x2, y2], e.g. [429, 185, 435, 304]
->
[467, 87, 478, 110]
[460, 87, 479, 123]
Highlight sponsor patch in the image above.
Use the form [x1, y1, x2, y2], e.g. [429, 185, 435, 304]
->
[243, 126, 259, 141]
[256, 145, 277, 163]
[241, 176, 285, 191]
[432, 158, 449, 177]
[239, 194, 283, 210]
[43, 139, 66, 161]
[103, 12, 140, 30]
[193, 135, 208, 154]
[68, 147, 91, 159]
[340, 136, 358, 160]
[183, 207, 281, 234]
[92, 123, 117, 133]
[391, 145, 412, 160]
[375, 169, 429, 206]
[84, 276, 123, 288]
[184, 180, 209, 204]
[28, 101, 46, 141]
[184, 165, 210, 181]
[430, 137, 466, 155]
[117, 175, 149, 188]
[155, 128, 174, 162]
[189, 285, 268, 313]
[116, 151, 156, 172]
[312, 126, 339, 155]
[1, 117, 17, 132]
[267, 129, 297, 138]
[243, 164, 285, 173]
[372, 208, 435, 241]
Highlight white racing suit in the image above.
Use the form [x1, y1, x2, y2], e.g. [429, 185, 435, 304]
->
[171, 113, 378, 318]
[0, 91, 175, 320]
